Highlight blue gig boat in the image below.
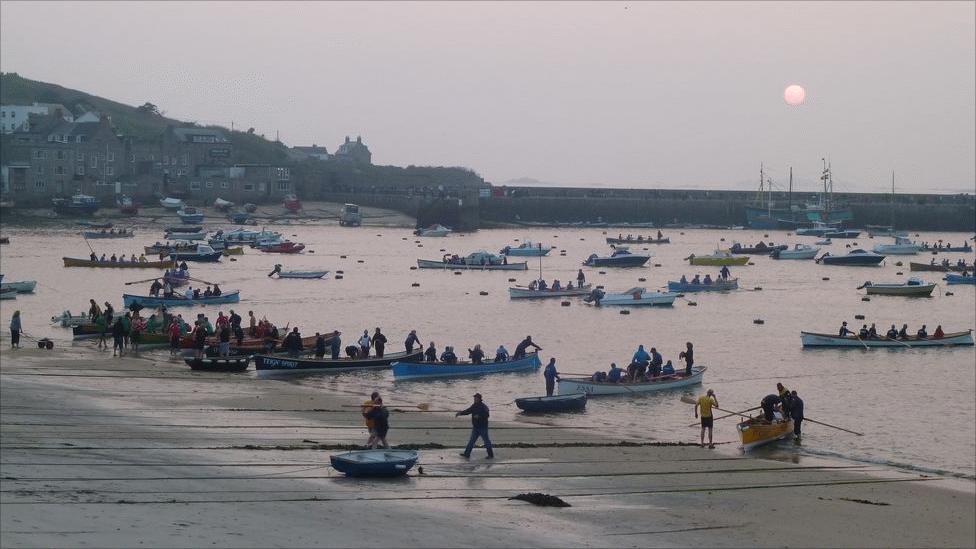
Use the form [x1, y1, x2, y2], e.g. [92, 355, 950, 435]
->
[123, 290, 240, 308]
[330, 449, 419, 477]
[392, 352, 541, 380]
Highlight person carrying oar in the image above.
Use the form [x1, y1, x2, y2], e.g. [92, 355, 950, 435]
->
[694, 389, 718, 449]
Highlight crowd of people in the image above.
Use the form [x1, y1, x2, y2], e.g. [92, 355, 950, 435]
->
[838, 321, 946, 340]
[89, 252, 149, 263]
[588, 342, 695, 383]
[678, 266, 732, 286]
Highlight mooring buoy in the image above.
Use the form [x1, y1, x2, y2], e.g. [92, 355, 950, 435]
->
[561, 301, 570, 306]
[620, 310, 630, 315]
[687, 301, 697, 306]
[861, 297, 870, 302]
[946, 291, 954, 296]
[753, 287, 762, 291]
[653, 263, 661, 267]
[340, 255, 347, 259]
[822, 277, 830, 281]
[896, 271, 903, 275]
[336, 270, 344, 274]
[410, 266, 417, 270]
[753, 319, 764, 325]
[479, 291, 488, 296]
[335, 275, 344, 280]
[855, 314, 865, 319]
[454, 271, 462, 275]
[411, 283, 420, 287]
[508, 278, 516, 282]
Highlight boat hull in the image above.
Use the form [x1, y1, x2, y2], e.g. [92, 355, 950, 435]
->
[392, 353, 541, 380]
[864, 283, 936, 296]
[502, 247, 551, 257]
[508, 284, 592, 299]
[770, 247, 820, 260]
[330, 450, 418, 477]
[605, 237, 669, 245]
[592, 292, 677, 306]
[737, 418, 794, 450]
[123, 291, 240, 308]
[166, 232, 207, 241]
[184, 356, 250, 372]
[254, 350, 422, 375]
[871, 245, 920, 255]
[63, 257, 176, 269]
[169, 251, 223, 262]
[417, 259, 528, 271]
[800, 330, 974, 347]
[667, 279, 738, 292]
[0, 281, 36, 293]
[944, 274, 975, 285]
[82, 231, 134, 239]
[557, 366, 706, 395]
[276, 271, 328, 279]
[688, 256, 750, 266]
[583, 256, 651, 267]
[515, 393, 587, 413]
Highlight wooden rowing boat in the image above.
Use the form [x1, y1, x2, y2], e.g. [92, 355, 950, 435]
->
[254, 349, 422, 375]
[330, 449, 418, 477]
[910, 262, 971, 272]
[737, 417, 794, 450]
[508, 283, 592, 299]
[123, 291, 240, 308]
[392, 352, 541, 380]
[557, 366, 706, 395]
[184, 356, 250, 372]
[63, 257, 176, 269]
[515, 393, 587, 413]
[667, 278, 738, 292]
[686, 251, 750, 266]
[800, 330, 973, 348]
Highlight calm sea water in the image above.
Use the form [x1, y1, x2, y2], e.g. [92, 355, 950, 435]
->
[1, 219, 974, 478]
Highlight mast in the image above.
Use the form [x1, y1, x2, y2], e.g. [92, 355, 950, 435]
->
[788, 167, 793, 212]
[755, 163, 766, 209]
[890, 171, 895, 229]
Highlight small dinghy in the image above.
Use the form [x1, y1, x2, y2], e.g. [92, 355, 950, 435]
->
[737, 416, 794, 450]
[184, 355, 250, 372]
[515, 393, 587, 413]
[0, 280, 36, 293]
[944, 274, 975, 285]
[414, 223, 452, 237]
[268, 264, 328, 279]
[330, 449, 419, 477]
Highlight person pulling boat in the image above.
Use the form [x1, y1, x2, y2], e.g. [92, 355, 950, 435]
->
[694, 389, 718, 449]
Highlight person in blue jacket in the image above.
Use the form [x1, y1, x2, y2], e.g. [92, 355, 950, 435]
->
[607, 363, 624, 383]
[543, 358, 559, 396]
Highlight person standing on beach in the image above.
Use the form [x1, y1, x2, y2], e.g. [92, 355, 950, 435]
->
[790, 390, 804, 440]
[168, 318, 182, 357]
[9, 310, 22, 348]
[366, 397, 390, 449]
[457, 393, 493, 459]
[362, 391, 380, 447]
[543, 358, 560, 396]
[679, 342, 694, 376]
[695, 389, 718, 449]
[111, 317, 126, 357]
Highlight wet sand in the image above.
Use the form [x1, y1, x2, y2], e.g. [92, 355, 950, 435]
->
[1, 344, 973, 548]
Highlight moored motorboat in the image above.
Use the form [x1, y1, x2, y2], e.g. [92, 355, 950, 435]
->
[737, 416, 794, 450]
[169, 244, 223, 262]
[63, 257, 176, 269]
[859, 278, 936, 297]
[872, 236, 921, 255]
[414, 224, 452, 237]
[254, 349, 422, 375]
[213, 198, 234, 212]
[770, 244, 820, 260]
[582, 247, 651, 268]
[177, 207, 205, 224]
[418, 251, 527, 270]
[268, 264, 329, 279]
[823, 229, 860, 239]
[515, 393, 587, 413]
[330, 449, 418, 477]
[392, 352, 541, 380]
[666, 278, 738, 292]
[816, 249, 885, 266]
[0, 280, 36, 293]
[508, 283, 592, 299]
[500, 241, 552, 256]
[184, 355, 250, 372]
[800, 330, 974, 347]
[52, 194, 99, 216]
[258, 241, 305, 254]
[123, 291, 240, 308]
[686, 250, 750, 266]
[159, 197, 184, 210]
[944, 274, 976, 285]
[730, 242, 787, 255]
[557, 366, 706, 395]
[583, 287, 677, 306]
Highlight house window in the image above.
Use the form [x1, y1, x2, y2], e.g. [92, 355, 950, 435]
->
[76, 166, 85, 176]
[130, 154, 135, 163]
[176, 168, 186, 176]
[243, 183, 255, 191]
[76, 152, 85, 161]
[276, 167, 290, 180]
[182, 153, 189, 166]
[36, 166, 45, 175]
[205, 181, 214, 189]
[13, 180, 26, 192]
[105, 166, 114, 176]
[189, 181, 201, 190]
[55, 166, 65, 175]
[56, 150, 65, 160]
[171, 156, 177, 166]
[32, 149, 46, 159]
[91, 155, 98, 168]
[96, 179, 107, 186]
[220, 181, 229, 189]
[34, 179, 46, 191]
[277, 181, 289, 191]
[259, 182, 266, 192]
[107, 152, 114, 162]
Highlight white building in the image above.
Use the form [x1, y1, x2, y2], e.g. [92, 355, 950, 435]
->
[0, 102, 73, 134]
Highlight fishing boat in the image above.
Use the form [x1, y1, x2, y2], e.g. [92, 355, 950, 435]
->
[0, 280, 36, 293]
[184, 355, 250, 372]
[515, 393, 587, 413]
[145, 242, 198, 255]
[63, 257, 176, 269]
[213, 198, 234, 212]
[0, 288, 17, 300]
[859, 278, 936, 297]
[729, 242, 787, 255]
[686, 250, 750, 266]
[770, 244, 820, 260]
[499, 241, 552, 257]
[815, 249, 885, 266]
[160, 197, 184, 210]
[944, 274, 976, 285]
[557, 366, 707, 395]
[796, 222, 842, 237]
[258, 241, 305, 254]
[330, 449, 419, 477]
[165, 230, 207, 241]
[219, 228, 282, 245]
[82, 228, 134, 239]
[254, 349, 422, 375]
[872, 236, 921, 255]
[268, 264, 328, 279]
[582, 247, 651, 268]
[52, 194, 99, 216]
[418, 251, 528, 270]
[909, 261, 971, 272]
[123, 291, 240, 308]
[815, 238, 832, 245]
[800, 330, 974, 347]
[414, 224, 452, 237]
[866, 225, 908, 238]
[117, 195, 139, 215]
[169, 244, 223, 262]
[666, 278, 738, 292]
[745, 163, 854, 230]
[392, 352, 541, 380]
[605, 235, 670, 245]
[737, 416, 795, 450]
[283, 194, 302, 213]
[921, 243, 974, 253]
[177, 207, 205, 224]
[227, 211, 250, 224]
[508, 283, 592, 299]
[583, 287, 678, 306]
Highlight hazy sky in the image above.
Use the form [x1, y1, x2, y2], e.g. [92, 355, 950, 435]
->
[2, 1, 973, 193]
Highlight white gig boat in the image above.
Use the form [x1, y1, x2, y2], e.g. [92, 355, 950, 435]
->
[557, 366, 706, 396]
[800, 330, 973, 348]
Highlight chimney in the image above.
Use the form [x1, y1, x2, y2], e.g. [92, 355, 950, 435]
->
[356, 135, 362, 143]
[345, 136, 350, 143]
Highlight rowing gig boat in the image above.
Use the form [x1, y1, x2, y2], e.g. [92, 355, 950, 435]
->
[63, 257, 176, 269]
[123, 291, 240, 308]
[557, 366, 706, 395]
[944, 274, 975, 285]
[184, 356, 250, 372]
[330, 449, 419, 477]
[909, 262, 971, 272]
[509, 283, 592, 299]
[254, 349, 422, 376]
[800, 330, 974, 348]
[737, 416, 794, 450]
[860, 278, 936, 297]
[515, 393, 587, 413]
[392, 352, 541, 380]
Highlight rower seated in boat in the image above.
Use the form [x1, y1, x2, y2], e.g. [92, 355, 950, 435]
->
[838, 321, 852, 337]
[703, 274, 713, 285]
[679, 274, 688, 284]
[691, 274, 701, 285]
[868, 324, 878, 338]
[662, 360, 675, 375]
[204, 287, 213, 298]
[528, 280, 538, 290]
[468, 344, 485, 364]
[858, 325, 869, 338]
[441, 346, 458, 364]
[886, 325, 898, 339]
[424, 343, 438, 362]
[551, 280, 561, 290]
[607, 363, 624, 383]
[566, 281, 574, 289]
[110, 254, 118, 262]
[916, 325, 928, 339]
[538, 279, 548, 290]
[898, 324, 909, 339]
[89, 252, 97, 261]
[193, 288, 201, 299]
[139, 254, 147, 263]
[212, 285, 222, 296]
[591, 370, 607, 382]
[494, 345, 509, 362]
[933, 325, 945, 339]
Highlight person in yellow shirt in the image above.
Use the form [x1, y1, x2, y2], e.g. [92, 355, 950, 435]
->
[361, 391, 379, 447]
[694, 389, 718, 449]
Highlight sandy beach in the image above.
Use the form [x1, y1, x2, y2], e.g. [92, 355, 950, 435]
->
[0, 343, 972, 548]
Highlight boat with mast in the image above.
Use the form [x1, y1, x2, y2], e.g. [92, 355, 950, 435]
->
[744, 161, 854, 230]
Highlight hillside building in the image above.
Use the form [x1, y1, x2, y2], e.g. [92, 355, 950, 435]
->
[0, 102, 73, 133]
[334, 135, 371, 164]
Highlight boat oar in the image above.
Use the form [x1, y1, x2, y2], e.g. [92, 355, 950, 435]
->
[687, 406, 761, 427]
[125, 277, 163, 286]
[186, 276, 217, 286]
[851, 333, 869, 350]
[680, 396, 757, 420]
[802, 417, 863, 436]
